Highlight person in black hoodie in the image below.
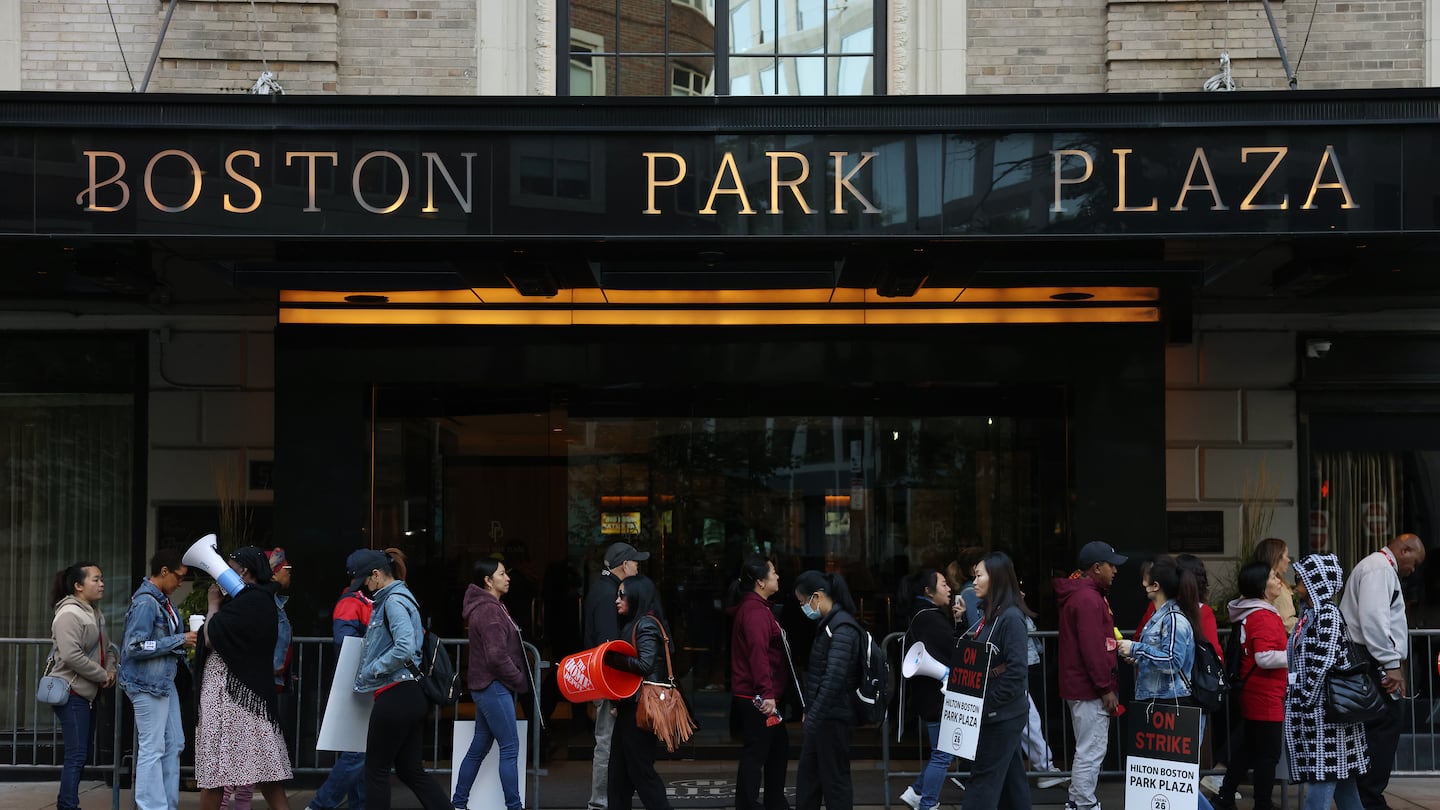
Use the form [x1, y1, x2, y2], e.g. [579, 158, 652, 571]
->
[898, 568, 956, 810]
[961, 552, 1032, 810]
[793, 570, 861, 810]
[601, 575, 674, 810]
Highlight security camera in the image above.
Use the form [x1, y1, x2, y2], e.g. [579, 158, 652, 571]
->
[1305, 339, 1333, 359]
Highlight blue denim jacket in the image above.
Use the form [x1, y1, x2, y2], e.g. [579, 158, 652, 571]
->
[274, 594, 292, 688]
[354, 581, 422, 694]
[1130, 600, 1195, 701]
[117, 580, 187, 697]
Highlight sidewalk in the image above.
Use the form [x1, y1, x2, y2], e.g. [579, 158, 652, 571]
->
[12, 764, 1440, 810]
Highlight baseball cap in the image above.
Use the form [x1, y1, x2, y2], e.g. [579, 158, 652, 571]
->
[1077, 541, 1128, 569]
[604, 542, 650, 569]
[266, 547, 288, 574]
[346, 548, 391, 589]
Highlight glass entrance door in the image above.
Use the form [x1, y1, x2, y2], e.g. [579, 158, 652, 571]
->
[371, 383, 1068, 755]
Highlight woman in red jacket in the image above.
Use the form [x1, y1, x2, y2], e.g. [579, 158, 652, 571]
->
[729, 555, 790, 810]
[1213, 562, 1288, 810]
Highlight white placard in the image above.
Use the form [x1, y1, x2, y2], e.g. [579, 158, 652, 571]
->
[1124, 703, 1202, 810]
[450, 720, 529, 808]
[1125, 755, 1200, 810]
[317, 636, 373, 752]
[937, 689, 984, 760]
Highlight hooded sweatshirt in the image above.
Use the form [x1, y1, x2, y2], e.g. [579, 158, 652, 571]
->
[1226, 596, 1286, 721]
[462, 583, 527, 694]
[50, 595, 115, 702]
[1053, 575, 1118, 701]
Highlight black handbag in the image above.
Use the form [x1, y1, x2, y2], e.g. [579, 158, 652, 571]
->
[1324, 642, 1389, 725]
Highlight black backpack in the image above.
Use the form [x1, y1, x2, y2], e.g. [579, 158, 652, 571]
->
[831, 613, 891, 726]
[1223, 620, 1247, 688]
[1181, 613, 1229, 714]
[381, 592, 461, 707]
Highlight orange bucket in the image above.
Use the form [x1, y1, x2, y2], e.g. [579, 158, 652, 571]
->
[558, 640, 642, 702]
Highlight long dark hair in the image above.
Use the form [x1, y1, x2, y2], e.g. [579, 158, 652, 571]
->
[903, 568, 944, 605]
[473, 557, 502, 586]
[1176, 554, 1211, 602]
[1147, 554, 1202, 627]
[726, 555, 773, 605]
[50, 563, 98, 607]
[978, 552, 1024, 621]
[618, 574, 668, 634]
[1237, 561, 1272, 600]
[793, 570, 858, 615]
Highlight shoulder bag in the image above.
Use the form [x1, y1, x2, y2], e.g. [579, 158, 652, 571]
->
[1324, 640, 1388, 725]
[631, 616, 697, 753]
[36, 652, 73, 706]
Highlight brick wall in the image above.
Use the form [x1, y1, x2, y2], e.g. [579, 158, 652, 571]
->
[1106, 0, 1289, 91]
[337, 0, 476, 94]
[1282, 0, 1426, 89]
[966, 0, 1107, 93]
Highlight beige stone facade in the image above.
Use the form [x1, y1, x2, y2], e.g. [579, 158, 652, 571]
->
[2, 0, 1432, 96]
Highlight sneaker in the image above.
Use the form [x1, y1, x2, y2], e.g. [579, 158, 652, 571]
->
[1065, 803, 1101, 810]
[899, 786, 921, 810]
[1037, 769, 1070, 789]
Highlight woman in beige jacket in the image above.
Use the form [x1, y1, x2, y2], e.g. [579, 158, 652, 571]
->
[1253, 538, 1298, 634]
[49, 562, 117, 810]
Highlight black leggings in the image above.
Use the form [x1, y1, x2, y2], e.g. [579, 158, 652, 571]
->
[364, 681, 451, 810]
[608, 700, 673, 810]
[1220, 718, 1281, 810]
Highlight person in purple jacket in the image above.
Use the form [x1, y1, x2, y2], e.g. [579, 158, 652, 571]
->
[451, 557, 529, 810]
[729, 555, 792, 810]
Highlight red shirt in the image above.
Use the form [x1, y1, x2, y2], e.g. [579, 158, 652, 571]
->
[1234, 607, 1287, 721]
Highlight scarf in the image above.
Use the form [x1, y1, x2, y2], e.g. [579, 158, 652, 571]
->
[205, 582, 281, 726]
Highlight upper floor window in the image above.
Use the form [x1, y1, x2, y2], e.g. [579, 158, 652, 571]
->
[559, 0, 883, 96]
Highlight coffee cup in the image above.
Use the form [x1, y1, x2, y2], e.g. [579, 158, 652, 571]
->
[188, 614, 205, 632]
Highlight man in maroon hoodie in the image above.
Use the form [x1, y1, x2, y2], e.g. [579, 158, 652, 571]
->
[1053, 541, 1126, 810]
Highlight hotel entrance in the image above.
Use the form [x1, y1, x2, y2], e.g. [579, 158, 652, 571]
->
[364, 371, 1070, 755]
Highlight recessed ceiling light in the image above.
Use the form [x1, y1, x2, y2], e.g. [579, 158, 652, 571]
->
[1050, 292, 1095, 301]
[343, 294, 390, 305]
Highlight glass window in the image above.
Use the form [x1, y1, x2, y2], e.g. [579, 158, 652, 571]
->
[563, 0, 881, 95]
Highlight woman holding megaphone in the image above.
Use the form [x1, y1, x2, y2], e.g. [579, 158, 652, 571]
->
[897, 568, 957, 810]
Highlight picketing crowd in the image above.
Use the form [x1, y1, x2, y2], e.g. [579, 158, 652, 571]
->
[41, 529, 1426, 810]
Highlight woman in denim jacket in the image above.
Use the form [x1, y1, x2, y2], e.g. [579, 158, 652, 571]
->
[1118, 555, 1213, 810]
[119, 548, 198, 810]
[349, 549, 449, 810]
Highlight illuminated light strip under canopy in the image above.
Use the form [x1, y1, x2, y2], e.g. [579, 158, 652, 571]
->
[279, 286, 1159, 306]
[279, 305, 1159, 326]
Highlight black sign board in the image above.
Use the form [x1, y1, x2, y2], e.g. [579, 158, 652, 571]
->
[1167, 510, 1225, 554]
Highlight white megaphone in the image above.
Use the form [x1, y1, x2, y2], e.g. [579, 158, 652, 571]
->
[182, 533, 245, 596]
[901, 641, 948, 682]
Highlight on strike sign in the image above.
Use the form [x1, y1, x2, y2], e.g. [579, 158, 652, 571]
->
[1124, 703, 1201, 810]
[937, 638, 989, 760]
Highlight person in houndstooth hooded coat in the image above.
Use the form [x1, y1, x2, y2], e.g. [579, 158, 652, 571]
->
[1283, 553, 1369, 808]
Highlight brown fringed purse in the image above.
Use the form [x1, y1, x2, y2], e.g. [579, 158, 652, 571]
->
[631, 616, 697, 752]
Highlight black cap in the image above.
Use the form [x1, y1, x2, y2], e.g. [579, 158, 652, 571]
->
[1077, 541, 1127, 569]
[346, 548, 391, 590]
[604, 542, 650, 569]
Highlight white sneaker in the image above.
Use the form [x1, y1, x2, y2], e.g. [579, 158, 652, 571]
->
[1037, 769, 1070, 789]
[899, 786, 921, 810]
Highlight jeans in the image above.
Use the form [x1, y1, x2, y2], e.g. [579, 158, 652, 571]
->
[55, 693, 94, 810]
[365, 681, 450, 810]
[452, 683, 522, 810]
[960, 713, 1030, 810]
[1304, 778, 1363, 810]
[796, 718, 853, 810]
[590, 700, 614, 810]
[908, 721, 954, 810]
[734, 696, 789, 810]
[311, 751, 367, 810]
[1021, 695, 1055, 770]
[128, 687, 183, 810]
[1066, 698, 1109, 810]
